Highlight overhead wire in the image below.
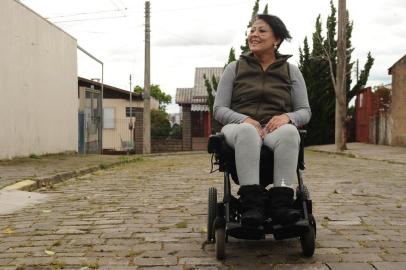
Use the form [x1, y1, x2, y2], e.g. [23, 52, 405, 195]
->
[47, 0, 249, 24]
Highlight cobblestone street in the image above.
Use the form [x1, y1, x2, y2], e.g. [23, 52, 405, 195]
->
[0, 151, 405, 269]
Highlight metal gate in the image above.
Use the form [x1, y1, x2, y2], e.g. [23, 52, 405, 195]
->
[78, 87, 102, 154]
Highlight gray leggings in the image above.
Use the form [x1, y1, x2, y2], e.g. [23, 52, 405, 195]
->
[222, 123, 300, 187]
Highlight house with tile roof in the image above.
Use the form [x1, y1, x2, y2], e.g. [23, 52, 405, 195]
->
[175, 67, 223, 151]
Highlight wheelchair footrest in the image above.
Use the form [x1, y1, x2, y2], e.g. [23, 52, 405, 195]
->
[226, 222, 265, 240]
[272, 219, 310, 240]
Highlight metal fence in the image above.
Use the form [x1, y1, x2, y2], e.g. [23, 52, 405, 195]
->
[103, 118, 135, 153]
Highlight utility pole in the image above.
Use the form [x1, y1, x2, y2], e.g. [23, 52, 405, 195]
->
[335, 0, 347, 151]
[143, 1, 151, 154]
[129, 74, 134, 152]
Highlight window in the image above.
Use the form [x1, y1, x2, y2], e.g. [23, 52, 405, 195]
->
[103, 108, 115, 129]
[126, 107, 137, 117]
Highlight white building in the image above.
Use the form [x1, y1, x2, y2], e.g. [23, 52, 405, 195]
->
[0, 0, 78, 159]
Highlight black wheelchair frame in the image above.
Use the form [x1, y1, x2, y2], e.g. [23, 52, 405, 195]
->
[207, 130, 316, 260]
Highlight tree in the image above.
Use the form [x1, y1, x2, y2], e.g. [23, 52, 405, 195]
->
[203, 74, 220, 133]
[240, 0, 260, 54]
[298, 0, 374, 146]
[335, 0, 347, 151]
[169, 123, 182, 139]
[226, 47, 236, 66]
[150, 109, 171, 139]
[263, 3, 269, 15]
[134, 84, 172, 111]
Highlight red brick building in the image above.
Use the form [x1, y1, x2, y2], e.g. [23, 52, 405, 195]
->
[354, 54, 405, 146]
[176, 67, 223, 151]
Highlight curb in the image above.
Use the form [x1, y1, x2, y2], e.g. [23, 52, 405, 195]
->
[306, 148, 359, 158]
[306, 148, 406, 165]
[1, 151, 209, 192]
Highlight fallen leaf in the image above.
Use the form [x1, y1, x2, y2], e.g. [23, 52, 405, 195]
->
[44, 249, 55, 256]
[3, 228, 14, 234]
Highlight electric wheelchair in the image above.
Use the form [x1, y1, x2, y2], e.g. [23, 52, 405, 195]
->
[207, 130, 316, 260]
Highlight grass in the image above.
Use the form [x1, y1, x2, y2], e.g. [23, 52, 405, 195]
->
[175, 221, 188, 228]
[52, 240, 62, 247]
[125, 250, 144, 257]
[51, 259, 66, 270]
[81, 260, 99, 269]
[396, 202, 402, 208]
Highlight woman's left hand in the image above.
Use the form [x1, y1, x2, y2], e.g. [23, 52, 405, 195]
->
[265, 114, 291, 133]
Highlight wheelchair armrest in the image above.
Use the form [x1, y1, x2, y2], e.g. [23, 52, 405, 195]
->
[298, 129, 306, 170]
[208, 133, 225, 154]
[298, 129, 307, 136]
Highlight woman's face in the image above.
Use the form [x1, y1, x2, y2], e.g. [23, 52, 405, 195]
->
[248, 19, 280, 54]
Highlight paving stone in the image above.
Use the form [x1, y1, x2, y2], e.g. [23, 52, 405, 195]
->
[0, 259, 12, 266]
[340, 253, 383, 262]
[1, 152, 406, 268]
[380, 254, 406, 262]
[133, 257, 178, 266]
[272, 264, 330, 270]
[372, 262, 406, 270]
[317, 240, 360, 248]
[178, 257, 220, 266]
[327, 262, 376, 270]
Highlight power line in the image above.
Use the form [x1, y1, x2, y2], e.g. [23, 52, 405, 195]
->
[109, 0, 126, 16]
[52, 15, 127, 24]
[45, 1, 248, 23]
[45, 9, 122, 20]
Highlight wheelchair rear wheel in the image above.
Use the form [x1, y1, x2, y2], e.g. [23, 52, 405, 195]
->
[207, 187, 217, 242]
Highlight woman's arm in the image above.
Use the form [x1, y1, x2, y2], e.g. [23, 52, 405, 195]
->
[213, 61, 249, 125]
[285, 63, 312, 127]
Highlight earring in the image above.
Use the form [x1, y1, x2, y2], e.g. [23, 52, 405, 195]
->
[274, 44, 278, 50]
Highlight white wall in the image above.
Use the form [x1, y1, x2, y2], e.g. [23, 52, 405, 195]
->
[102, 98, 160, 150]
[0, 0, 78, 159]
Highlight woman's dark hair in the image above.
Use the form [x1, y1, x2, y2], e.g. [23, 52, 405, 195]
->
[255, 14, 292, 49]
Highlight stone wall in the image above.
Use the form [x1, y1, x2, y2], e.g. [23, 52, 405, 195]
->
[192, 137, 208, 151]
[389, 57, 406, 146]
[151, 139, 183, 153]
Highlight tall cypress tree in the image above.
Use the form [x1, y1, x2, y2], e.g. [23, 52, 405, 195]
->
[240, 0, 260, 54]
[226, 47, 236, 65]
[299, 0, 374, 145]
[263, 4, 269, 14]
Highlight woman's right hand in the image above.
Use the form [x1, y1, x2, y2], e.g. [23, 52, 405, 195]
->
[242, 117, 265, 139]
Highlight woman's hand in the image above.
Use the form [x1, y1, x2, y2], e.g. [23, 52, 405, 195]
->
[265, 114, 291, 133]
[243, 117, 265, 139]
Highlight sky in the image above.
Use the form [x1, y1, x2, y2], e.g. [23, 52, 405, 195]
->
[20, 0, 406, 113]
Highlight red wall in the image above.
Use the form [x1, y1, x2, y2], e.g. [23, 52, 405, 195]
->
[204, 112, 211, 137]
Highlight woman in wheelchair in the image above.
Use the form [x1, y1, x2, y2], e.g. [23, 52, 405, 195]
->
[213, 14, 311, 228]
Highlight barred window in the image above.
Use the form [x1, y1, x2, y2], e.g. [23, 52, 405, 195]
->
[126, 107, 137, 117]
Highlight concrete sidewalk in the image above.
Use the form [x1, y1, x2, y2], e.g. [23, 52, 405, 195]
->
[0, 151, 203, 191]
[308, 142, 406, 165]
[0, 153, 141, 190]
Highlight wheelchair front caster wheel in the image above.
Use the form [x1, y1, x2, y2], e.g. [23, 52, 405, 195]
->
[215, 227, 226, 260]
[207, 187, 217, 242]
[300, 214, 316, 257]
